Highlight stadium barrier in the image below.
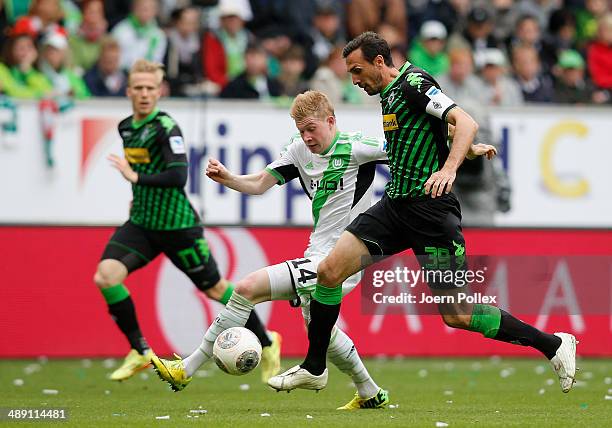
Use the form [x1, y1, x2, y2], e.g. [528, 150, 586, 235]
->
[0, 100, 610, 227]
[1, 226, 611, 357]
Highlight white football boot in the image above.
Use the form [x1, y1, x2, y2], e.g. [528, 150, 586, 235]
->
[267, 365, 328, 392]
[549, 332, 578, 393]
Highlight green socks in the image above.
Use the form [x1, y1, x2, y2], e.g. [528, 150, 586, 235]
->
[468, 304, 502, 338]
[100, 283, 130, 305]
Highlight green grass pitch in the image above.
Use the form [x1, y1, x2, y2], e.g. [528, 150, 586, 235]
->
[1, 357, 611, 427]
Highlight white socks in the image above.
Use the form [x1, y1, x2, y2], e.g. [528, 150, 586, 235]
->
[328, 327, 380, 399]
[183, 292, 254, 377]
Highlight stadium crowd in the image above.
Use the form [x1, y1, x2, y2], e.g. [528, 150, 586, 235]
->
[0, 0, 610, 105]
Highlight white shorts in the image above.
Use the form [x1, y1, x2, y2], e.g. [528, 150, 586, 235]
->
[266, 255, 361, 311]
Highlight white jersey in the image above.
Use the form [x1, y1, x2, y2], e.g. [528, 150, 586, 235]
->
[266, 131, 387, 258]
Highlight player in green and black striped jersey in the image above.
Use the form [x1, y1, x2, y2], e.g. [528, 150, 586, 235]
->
[283, 33, 577, 395]
[94, 60, 279, 384]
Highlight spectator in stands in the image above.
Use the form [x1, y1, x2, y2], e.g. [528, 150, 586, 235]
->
[544, 8, 578, 66]
[491, 0, 521, 43]
[576, 0, 608, 46]
[309, 5, 343, 63]
[309, 45, 370, 105]
[437, 47, 508, 226]
[111, 0, 167, 70]
[84, 36, 127, 97]
[479, 48, 524, 107]
[214, 1, 253, 83]
[346, 0, 407, 45]
[421, 0, 471, 37]
[516, 0, 562, 30]
[0, 34, 52, 98]
[38, 31, 90, 99]
[587, 13, 612, 96]
[12, 0, 66, 40]
[68, 0, 108, 73]
[512, 44, 554, 103]
[260, 29, 292, 79]
[164, 7, 204, 97]
[408, 20, 449, 77]
[278, 44, 308, 97]
[553, 49, 596, 104]
[219, 42, 281, 99]
[448, 6, 501, 68]
[507, 14, 556, 73]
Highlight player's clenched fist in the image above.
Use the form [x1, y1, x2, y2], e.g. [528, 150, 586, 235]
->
[206, 158, 231, 183]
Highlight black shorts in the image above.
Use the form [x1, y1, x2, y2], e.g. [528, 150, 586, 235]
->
[101, 221, 221, 291]
[346, 193, 466, 287]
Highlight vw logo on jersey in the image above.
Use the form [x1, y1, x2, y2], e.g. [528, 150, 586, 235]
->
[156, 228, 271, 355]
[333, 158, 343, 168]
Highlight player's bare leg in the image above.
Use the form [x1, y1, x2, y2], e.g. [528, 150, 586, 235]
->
[94, 259, 153, 381]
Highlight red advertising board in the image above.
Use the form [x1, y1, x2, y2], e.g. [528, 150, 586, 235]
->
[1, 227, 611, 357]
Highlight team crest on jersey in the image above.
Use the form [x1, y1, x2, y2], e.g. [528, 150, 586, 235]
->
[387, 90, 395, 105]
[383, 114, 399, 131]
[332, 158, 343, 168]
[406, 72, 424, 92]
[140, 125, 153, 142]
[124, 148, 151, 163]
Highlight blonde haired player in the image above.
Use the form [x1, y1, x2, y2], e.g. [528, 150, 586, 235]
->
[151, 90, 496, 408]
[95, 60, 279, 383]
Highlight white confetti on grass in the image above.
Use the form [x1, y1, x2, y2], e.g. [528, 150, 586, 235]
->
[546, 379, 555, 386]
[446, 400, 453, 404]
[582, 371, 594, 380]
[418, 369, 428, 378]
[42, 389, 58, 395]
[538, 388, 546, 395]
[534, 365, 546, 375]
[436, 422, 449, 427]
[13, 379, 24, 386]
[155, 415, 170, 420]
[24, 364, 42, 375]
[81, 359, 92, 368]
[604, 377, 612, 385]
[195, 370, 212, 378]
[389, 404, 399, 409]
[239, 384, 250, 391]
[102, 359, 116, 369]
[444, 390, 453, 396]
[306, 415, 313, 419]
[604, 395, 612, 401]
[260, 413, 271, 417]
[189, 410, 207, 414]
[104, 390, 111, 395]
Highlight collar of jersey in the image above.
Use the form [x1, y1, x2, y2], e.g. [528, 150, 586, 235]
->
[381, 62, 411, 98]
[319, 131, 340, 156]
[132, 108, 159, 129]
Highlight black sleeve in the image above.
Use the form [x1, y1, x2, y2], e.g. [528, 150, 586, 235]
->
[137, 166, 188, 187]
[137, 115, 189, 187]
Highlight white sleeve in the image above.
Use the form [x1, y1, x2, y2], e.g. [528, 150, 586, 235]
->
[353, 136, 388, 165]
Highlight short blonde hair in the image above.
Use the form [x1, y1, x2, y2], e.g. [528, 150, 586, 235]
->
[128, 59, 164, 85]
[290, 91, 335, 122]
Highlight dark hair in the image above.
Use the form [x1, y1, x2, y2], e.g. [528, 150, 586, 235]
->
[342, 31, 393, 67]
[516, 14, 539, 29]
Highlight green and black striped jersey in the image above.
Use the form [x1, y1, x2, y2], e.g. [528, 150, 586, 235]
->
[380, 62, 457, 199]
[118, 108, 200, 230]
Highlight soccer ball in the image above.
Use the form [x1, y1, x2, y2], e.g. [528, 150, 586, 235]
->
[213, 327, 262, 376]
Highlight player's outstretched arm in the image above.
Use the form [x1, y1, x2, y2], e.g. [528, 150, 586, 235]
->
[205, 157, 278, 195]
